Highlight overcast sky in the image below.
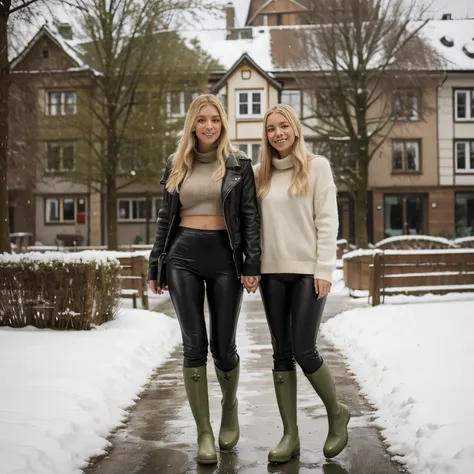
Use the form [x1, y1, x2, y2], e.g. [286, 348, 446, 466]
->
[428, 0, 473, 18]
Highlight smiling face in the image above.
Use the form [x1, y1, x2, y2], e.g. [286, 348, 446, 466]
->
[266, 112, 296, 158]
[194, 104, 222, 152]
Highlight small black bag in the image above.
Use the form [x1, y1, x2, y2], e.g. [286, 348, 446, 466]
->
[157, 252, 167, 288]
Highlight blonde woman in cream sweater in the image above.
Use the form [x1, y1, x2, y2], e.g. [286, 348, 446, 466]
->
[254, 104, 350, 463]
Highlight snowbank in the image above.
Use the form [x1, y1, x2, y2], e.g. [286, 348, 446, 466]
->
[322, 299, 474, 474]
[0, 307, 180, 474]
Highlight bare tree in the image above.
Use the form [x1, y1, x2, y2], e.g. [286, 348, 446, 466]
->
[293, 0, 442, 247]
[62, 0, 218, 249]
[1, 0, 71, 253]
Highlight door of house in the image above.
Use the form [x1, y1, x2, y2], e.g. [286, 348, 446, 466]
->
[383, 194, 426, 238]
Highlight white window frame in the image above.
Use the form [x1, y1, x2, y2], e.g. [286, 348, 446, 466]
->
[236, 90, 263, 119]
[46, 91, 77, 116]
[281, 90, 301, 117]
[45, 197, 85, 224]
[45, 141, 76, 172]
[455, 140, 474, 173]
[117, 198, 148, 222]
[235, 142, 261, 163]
[455, 90, 474, 121]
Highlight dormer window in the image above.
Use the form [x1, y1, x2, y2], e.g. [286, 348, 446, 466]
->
[440, 36, 454, 47]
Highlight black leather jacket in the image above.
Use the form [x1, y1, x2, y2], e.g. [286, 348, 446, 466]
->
[148, 151, 261, 281]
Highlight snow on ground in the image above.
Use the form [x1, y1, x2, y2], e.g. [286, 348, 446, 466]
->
[322, 297, 474, 474]
[0, 305, 180, 474]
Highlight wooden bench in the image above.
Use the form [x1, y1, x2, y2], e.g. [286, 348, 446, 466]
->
[370, 249, 474, 306]
[117, 255, 149, 309]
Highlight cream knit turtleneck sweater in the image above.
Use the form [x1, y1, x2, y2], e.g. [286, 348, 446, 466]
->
[253, 153, 338, 283]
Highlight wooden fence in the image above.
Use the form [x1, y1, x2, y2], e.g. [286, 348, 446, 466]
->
[370, 250, 474, 306]
[116, 255, 149, 309]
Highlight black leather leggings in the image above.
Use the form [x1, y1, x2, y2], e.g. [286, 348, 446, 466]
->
[260, 274, 327, 374]
[167, 227, 243, 372]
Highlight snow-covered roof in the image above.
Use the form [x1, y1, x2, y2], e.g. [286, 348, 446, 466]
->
[180, 27, 273, 71]
[421, 19, 474, 71]
[180, 19, 474, 74]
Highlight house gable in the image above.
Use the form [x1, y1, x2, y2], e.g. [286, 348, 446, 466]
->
[246, 0, 309, 26]
[11, 27, 81, 72]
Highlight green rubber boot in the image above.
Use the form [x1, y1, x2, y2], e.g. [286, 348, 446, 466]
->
[215, 362, 240, 450]
[183, 367, 217, 465]
[304, 361, 350, 458]
[268, 370, 300, 463]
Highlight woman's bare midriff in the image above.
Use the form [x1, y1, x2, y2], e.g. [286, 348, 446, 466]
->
[179, 215, 226, 230]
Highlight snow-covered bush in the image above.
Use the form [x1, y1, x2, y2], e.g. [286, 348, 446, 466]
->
[0, 252, 121, 330]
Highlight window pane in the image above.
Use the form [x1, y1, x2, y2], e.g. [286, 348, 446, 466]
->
[406, 196, 424, 234]
[251, 92, 261, 115]
[456, 91, 466, 118]
[48, 92, 61, 115]
[406, 141, 419, 171]
[62, 143, 75, 170]
[407, 92, 418, 120]
[47, 199, 59, 221]
[471, 91, 474, 119]
[455, 192, 474, 237]
[118, 200, 129, 219]
[46, 143, 60, 171]
[281, 90, 301, 117]
[391, 92, 401, 118]
[251, 144, 260, 163]
[239, 93, 248, 115]
[456, 142, 466, 170]
[64, 92, 76, 115]
[138, 200, 147, 219]
[384, 195, 403, 237]
[169, 92, 182, 116]
[470, 142, 474, 170]
[392, 142, 403, 170]
[252, 102, 261, 115]
[63, 198, 75, 221]
[240, 103, 248, 115]
[237, 144, 249, 155]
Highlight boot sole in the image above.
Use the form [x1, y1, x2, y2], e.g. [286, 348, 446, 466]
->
[197, 457, 218, 465]
[268, 447, 300, 463]
[324, 411, 351, 459]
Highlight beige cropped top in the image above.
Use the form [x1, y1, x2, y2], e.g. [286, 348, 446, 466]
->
[179, 150, 223, 217]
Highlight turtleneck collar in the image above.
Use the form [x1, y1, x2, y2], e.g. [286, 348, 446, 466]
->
[194, 147, 218, 163]
[272, 153, 294, 170]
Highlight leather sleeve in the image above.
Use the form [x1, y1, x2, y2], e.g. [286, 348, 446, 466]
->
[148, 159, 173, 281]
[239, 159, 261, 276]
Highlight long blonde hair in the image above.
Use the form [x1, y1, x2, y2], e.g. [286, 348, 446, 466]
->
[257, 104, 310, 199]
[166, 94, 237, 192]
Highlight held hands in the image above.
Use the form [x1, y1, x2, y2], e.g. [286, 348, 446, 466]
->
[241, 275, 260, 293]
[149, 280, 168, 295]
[314, 278, 331, 300]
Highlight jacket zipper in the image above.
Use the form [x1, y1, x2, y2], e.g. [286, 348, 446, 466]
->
[222, 176, 241, 276]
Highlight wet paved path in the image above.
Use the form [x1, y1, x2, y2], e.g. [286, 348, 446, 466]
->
[86, 294, 402, 474]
